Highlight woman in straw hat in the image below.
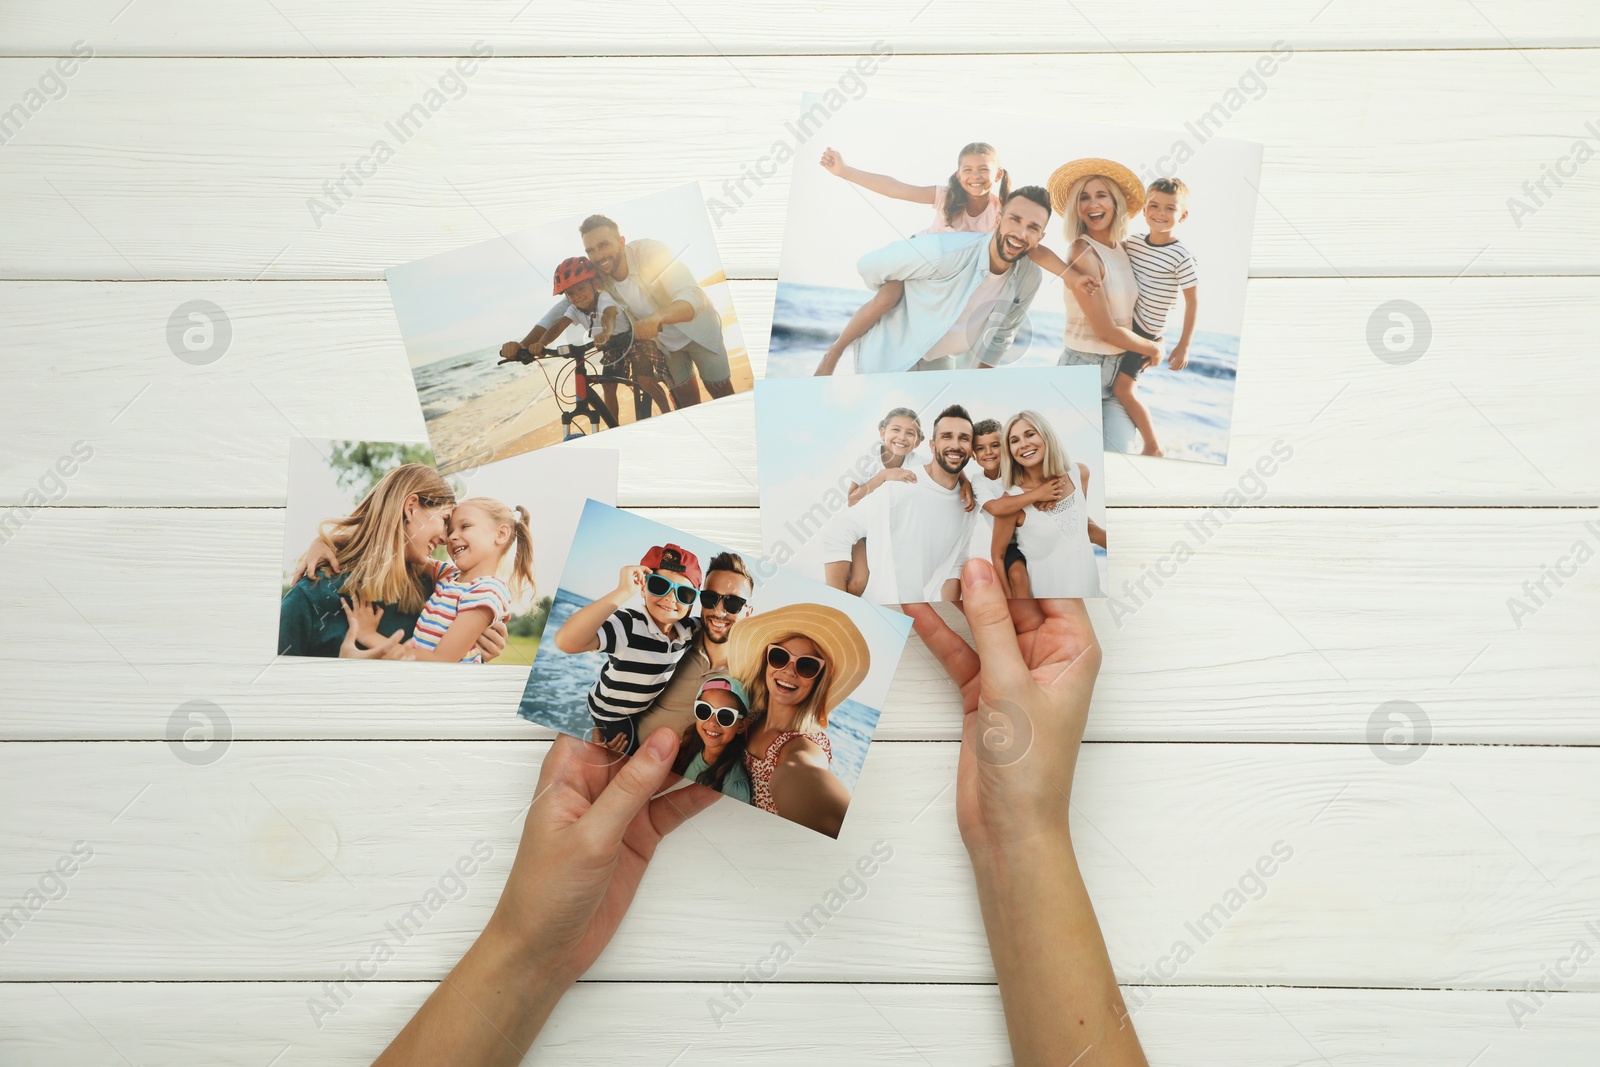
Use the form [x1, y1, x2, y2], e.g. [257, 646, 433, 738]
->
[727, 603, 872, 838]
[1047, 159, 1165, 452]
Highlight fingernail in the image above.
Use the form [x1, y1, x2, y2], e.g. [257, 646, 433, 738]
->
[964, 559, 994, 588]
[644, 728, 675, 761]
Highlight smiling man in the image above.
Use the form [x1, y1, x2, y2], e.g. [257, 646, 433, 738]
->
[822, 405, 977, 604]
[843, 187, 1051, 374]
[580, 214, 735, 409]
[631, 551, 754, 744]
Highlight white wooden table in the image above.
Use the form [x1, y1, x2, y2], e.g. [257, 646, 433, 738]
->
[3, 3, 1599, 1062]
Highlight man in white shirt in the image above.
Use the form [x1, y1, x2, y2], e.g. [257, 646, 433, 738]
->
[582, 215, 735, 409]
[822, 405, 977, 604]
[846, 187, 1052, 375]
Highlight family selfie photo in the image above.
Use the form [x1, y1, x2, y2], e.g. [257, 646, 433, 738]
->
[769, 95, 1261, 465]
[387, 182, 753, 472]
[278, 439, 616, 666]
[517, 499, 910, 838]
[756, 366, 1107, 605]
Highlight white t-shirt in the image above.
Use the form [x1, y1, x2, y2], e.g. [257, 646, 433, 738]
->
[836, 464, 974, 604]
[608, 272, 691, 352]
[538, 291, 621, 338]
[968, 471, 1006, 562]
[852, 437, 933, 487]
[922, 263, 1009, 362]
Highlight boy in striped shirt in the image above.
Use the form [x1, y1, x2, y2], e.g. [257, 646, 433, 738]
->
[1118, 177, 1201, 458]
[553, 542, 701, 755]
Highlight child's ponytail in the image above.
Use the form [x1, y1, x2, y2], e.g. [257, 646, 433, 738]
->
[943, 141, 1002, 228]
[509, 504, 536, 598]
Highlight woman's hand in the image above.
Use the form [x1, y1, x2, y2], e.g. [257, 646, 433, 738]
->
[475, 618, 510, 663]
[494, 730, 721, 983]
[904, 559, 1101, 857]
[820, 146, 847, 176]
[371, 729, 722, 1067]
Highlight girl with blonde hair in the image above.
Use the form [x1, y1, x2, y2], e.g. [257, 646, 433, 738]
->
[983, 411, 1105, 599]
[342, 496, 535, 664]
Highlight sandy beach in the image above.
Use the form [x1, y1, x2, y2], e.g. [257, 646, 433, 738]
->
[428, 346, 754, 473]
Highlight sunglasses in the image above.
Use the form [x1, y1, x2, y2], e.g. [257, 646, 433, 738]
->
[644, 573, 698, 606]
[698, 590, 748, 614]
[694, 701, 747, 729]
[766, 644, 825, 679]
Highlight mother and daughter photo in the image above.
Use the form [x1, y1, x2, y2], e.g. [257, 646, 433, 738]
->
[517, 501, 910, 839]
[769, 98, 1259, 465]
[276, 440, 614, 667]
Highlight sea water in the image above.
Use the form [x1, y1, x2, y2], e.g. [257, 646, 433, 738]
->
[411, 346, 554, 422]
[769, 282, 1240, 465]
[518, 589, 880, 792]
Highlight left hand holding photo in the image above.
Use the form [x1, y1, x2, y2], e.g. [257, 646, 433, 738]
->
[373, 728, 722, 1067]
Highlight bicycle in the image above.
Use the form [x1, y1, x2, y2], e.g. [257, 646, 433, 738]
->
[499, 330, 657, 441]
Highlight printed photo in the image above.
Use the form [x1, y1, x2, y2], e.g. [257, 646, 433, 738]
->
[278, 439, 617, 666]
[770, 95, 1261, 465]
[518, 500, 912, 839]
[755, 366, 1107, 604]
[387, 182, 752, 473]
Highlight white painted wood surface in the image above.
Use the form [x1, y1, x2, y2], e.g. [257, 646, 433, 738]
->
[3, 507, 1595, 741]
[6, 277, 1598, 506]
[5, 984, 1599, 1067]
[3, 4, 1597, 1062]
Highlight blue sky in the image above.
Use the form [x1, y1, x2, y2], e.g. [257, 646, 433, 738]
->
[551, 499, 911, 703]
[386, 182, 736, 367]
[754, 366, 1108, 577]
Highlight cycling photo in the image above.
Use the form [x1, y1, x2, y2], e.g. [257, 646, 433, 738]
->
[386, 182, 753, 473]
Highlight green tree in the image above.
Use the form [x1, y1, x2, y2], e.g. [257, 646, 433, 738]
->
[509, 595, 554, 638]
[326, 440, 438, 499]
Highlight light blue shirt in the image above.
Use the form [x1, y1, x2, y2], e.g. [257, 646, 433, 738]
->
[854, 231, 1042, 374]
[682, 751, 753, 804]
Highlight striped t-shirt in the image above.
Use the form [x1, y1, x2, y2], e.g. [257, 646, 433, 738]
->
[587, 608, 698, 723]
[413, 569, 513, 664]
[1124, 234, 1199, 338]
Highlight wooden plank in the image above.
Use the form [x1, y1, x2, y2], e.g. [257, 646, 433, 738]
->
[1, 52, 1597, 279]
[3, 505, 1595, 743]
[3, 982, 1595, 1066]
[7, 0, 1598, 56]
[1, 740, 1597, 988]
[5, 277, 1597, 507]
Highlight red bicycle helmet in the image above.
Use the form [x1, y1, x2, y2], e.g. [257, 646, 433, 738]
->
[552, 256, 599, 295]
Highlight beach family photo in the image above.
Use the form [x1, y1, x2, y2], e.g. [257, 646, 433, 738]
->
[387, 182, 753, 473]
[518, 499, 911, 839]
[755, 366, 1107, 605]
[770, 95, 1261, 465]
[278, 439, 616, 666]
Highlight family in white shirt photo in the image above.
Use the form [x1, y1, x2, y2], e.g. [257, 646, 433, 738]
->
[820, 401, 1106, 605]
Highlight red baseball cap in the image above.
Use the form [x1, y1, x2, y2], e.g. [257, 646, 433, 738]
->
[640, 543, 701, 587]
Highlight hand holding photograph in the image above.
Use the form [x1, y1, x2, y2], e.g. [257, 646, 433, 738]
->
[518, 500, 911, 839]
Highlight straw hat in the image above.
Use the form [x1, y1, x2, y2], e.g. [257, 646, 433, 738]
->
[1047, 158, 1145, 217]
[726, 602, 872, 713]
